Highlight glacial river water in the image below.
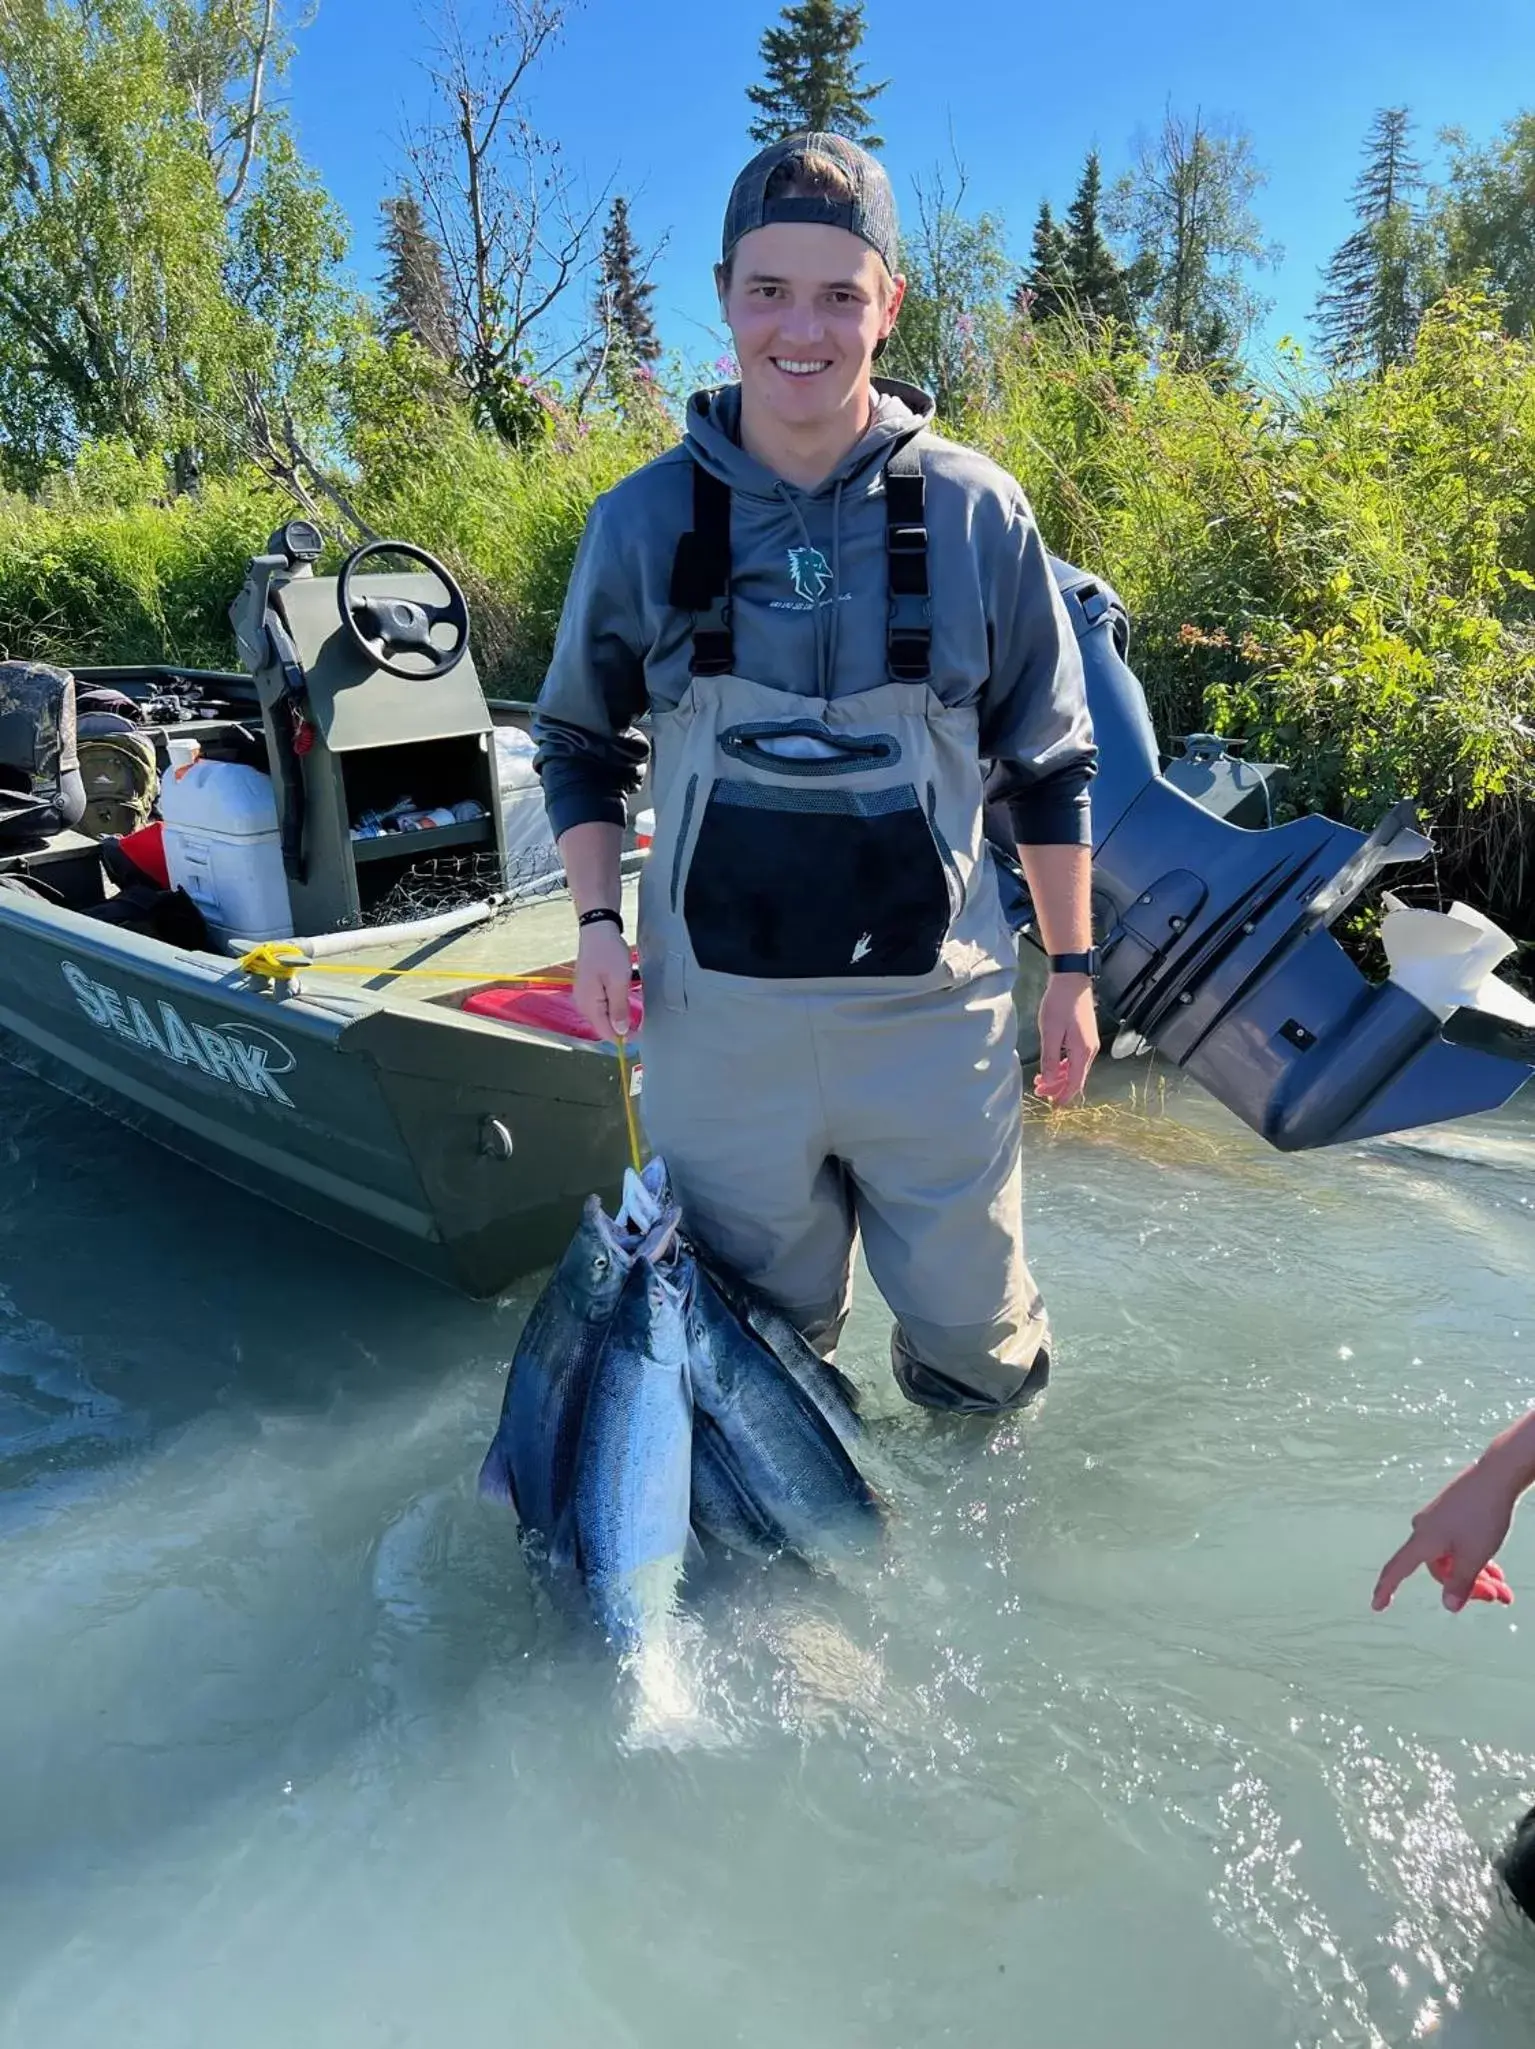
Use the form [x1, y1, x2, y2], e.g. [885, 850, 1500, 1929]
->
[1, 1052, 1533, 2049]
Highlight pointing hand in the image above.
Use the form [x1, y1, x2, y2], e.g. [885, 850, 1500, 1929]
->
[1372, 1454, 1520, 1613]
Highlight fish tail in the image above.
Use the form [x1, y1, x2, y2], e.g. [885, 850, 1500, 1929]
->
[476, 1435, 520, 1513]
[823, 1360, 863, 1415]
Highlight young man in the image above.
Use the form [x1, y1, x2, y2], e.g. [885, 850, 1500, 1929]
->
[534, 132, 1098, 1414]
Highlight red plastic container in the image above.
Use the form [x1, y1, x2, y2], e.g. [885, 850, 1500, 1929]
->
[116, 819, 170, 890]
[464, 974, 643, 1041]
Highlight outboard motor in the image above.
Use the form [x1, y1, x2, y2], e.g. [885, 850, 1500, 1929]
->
[1051, 561, 1535, 1149]
[0, 659, 86, 844]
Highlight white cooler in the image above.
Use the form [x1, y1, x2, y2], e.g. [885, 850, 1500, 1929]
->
[158, 753, 295, 942]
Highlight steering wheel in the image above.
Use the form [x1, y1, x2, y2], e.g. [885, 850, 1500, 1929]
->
[337, 540, 471, 681]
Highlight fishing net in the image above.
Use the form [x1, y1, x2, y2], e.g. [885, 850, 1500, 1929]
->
[359, 843, 645, 929]
[360, 845, 565, 927]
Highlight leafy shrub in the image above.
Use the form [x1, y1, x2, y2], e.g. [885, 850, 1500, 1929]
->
[962, 292, 1534, 954]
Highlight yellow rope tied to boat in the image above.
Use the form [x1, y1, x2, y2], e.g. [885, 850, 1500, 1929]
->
[238, 941, 307, 982]
[236, 945, 644, 1170]
[235, 942, 572, 989]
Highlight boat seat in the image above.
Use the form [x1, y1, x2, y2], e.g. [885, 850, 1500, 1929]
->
[0, 829, 107, 909]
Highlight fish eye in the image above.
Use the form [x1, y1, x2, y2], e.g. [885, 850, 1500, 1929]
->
[592, 1254, 610, 1275]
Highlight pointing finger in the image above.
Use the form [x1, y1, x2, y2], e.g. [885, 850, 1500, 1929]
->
[1372, 1530, 1433, 1611]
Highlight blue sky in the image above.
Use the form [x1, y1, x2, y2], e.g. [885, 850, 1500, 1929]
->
[283, 0, 1535, 380]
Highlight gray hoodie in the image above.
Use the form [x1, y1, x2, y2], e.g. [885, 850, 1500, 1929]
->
[533, 379, 1096, 845]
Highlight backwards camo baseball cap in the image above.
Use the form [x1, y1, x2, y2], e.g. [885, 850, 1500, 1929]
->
[721, 132, 899, 275]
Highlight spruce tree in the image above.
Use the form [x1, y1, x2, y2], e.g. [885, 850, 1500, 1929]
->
[1062, 152, 1138, 328]
[746, 1, 886, 147]
[1315, 108, 1426, 374]
[379, 189, 457, 362]
[1016, 199, 1072, 323]
[593, 196, 661, 365]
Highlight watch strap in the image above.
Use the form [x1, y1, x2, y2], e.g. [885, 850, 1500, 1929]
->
[1048, 948, 1100, 977]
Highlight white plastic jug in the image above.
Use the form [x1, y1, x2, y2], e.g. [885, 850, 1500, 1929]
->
[158, 755, 294, 942]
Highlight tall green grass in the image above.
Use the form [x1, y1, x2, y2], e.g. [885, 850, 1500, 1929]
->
[0, 477, 285, 669]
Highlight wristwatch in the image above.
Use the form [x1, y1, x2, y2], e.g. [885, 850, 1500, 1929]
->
[1048, 948, 1100, 977]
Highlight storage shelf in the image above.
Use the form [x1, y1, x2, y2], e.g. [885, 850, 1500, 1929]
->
[351, 818, 493, 864]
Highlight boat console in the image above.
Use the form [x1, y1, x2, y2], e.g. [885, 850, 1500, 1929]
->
[230, 526, 508, 935]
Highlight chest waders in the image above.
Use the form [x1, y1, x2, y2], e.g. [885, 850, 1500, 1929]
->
[638, 447, 1051, 1413]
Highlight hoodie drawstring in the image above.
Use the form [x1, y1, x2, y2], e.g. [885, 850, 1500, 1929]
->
[826, 478, 846, 698]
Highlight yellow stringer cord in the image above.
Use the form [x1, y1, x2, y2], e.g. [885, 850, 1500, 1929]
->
[237, 941, 571, 988]
[612, 1034, 644, 1173]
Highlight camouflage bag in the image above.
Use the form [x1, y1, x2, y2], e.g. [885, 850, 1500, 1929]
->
[0, 659, 86, 841]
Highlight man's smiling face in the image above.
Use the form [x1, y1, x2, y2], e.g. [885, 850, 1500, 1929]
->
[719, 222, 904, 436]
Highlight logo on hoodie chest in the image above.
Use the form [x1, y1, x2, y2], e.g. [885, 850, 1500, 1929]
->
[773, 546, 850, 613]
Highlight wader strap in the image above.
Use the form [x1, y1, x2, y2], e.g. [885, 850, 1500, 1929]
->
[669, 444, 933, 682]
[883, 441, 931, 682]
[668, 462, 734, 676]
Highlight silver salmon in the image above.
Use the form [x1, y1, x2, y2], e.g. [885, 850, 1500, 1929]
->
[478, 1160, 676, 1568]
[690, 1413, 795, 1563]
[686, 1269, 883, 1563]
[573, 1254, 694, 1648]
[700, 1260, 864, 1452]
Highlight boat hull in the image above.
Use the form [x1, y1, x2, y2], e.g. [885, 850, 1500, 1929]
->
[0, 893, 633, 1296]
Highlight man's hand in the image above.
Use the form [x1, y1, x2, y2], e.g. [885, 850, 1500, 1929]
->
[557, 821, 630, 1040]
[1017, 842, 1096, 1103]
[572, 921, 635, 1042]
[1034, 971, 1098, 1105]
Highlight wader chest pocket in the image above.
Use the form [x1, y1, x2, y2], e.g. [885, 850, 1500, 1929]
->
[683, 779, 950, 979]
[718, 723, 902, 775]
